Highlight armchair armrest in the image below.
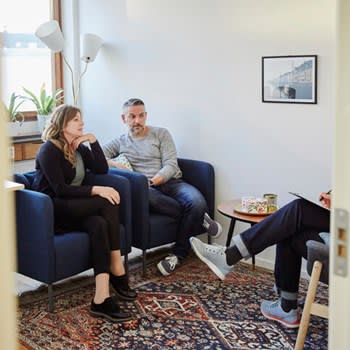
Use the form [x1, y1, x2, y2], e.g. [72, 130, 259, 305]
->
[178, 158, 215, 216]
[108, 168, 150, 248]
[15, 189, 55, 283]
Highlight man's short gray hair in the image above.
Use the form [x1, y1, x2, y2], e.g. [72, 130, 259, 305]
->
[122, 98, 145, 112]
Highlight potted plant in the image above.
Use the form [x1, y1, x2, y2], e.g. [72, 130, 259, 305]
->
[22, 83, 64, 133]
[4, 93, 25, 137]
[5, 92, 25, 123]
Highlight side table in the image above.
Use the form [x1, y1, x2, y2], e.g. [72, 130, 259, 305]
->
[4, 180, 25, 192]
[217, 199, 271, 268]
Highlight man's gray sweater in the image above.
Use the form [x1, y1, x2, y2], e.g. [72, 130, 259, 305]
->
[103, 126, 182, 182]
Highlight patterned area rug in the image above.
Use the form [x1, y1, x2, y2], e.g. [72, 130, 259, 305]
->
[18, 251, 328, 350]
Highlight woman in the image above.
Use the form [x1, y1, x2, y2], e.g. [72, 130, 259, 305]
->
[33, 104, 136, 322]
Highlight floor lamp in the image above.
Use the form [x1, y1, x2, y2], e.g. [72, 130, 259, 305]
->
[35, 20, 103, 106]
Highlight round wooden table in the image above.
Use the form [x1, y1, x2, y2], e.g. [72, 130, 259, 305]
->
[217, 199, 272, 268]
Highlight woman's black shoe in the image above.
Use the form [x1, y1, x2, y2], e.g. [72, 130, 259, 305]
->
[110, 273, 138, 301]
[90, 297, 132, 322]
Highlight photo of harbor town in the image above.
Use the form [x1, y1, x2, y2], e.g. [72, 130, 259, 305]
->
[262, 55, 317, 104]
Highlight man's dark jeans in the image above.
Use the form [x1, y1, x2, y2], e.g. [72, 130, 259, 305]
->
[149, 178, 208, 258]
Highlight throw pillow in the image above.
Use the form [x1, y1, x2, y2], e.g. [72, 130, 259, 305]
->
[112, 154, 133, 171]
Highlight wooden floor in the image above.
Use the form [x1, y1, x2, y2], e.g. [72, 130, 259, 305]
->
[18, 342, 28, 349]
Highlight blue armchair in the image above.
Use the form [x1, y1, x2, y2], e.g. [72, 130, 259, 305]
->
[109, 158, 215, 275]
[14, 171, 132, 312]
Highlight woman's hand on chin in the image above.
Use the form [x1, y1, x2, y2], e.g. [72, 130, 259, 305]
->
[71, 133, 97, 150]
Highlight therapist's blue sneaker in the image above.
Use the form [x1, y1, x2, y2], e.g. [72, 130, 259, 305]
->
[261, 299, 300, 328]
[190, 237, 233, 280]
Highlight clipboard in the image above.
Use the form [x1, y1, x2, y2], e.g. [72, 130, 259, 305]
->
[288, 192, 329, 210]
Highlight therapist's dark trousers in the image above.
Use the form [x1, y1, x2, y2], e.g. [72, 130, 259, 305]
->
[53, 196, 120, 276]
[230, 199, 330, 294]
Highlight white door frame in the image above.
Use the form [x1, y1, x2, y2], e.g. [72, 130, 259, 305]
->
[0, 59, 17, 347]
[329, 0, 350, 348]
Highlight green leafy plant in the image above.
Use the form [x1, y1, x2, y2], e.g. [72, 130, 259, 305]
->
[5, 93, 25, 124]
[22, 83, 64, 115]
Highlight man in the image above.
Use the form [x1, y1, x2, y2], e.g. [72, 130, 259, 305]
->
[190, 192, 331, 328]
[103, 98, 222, 276]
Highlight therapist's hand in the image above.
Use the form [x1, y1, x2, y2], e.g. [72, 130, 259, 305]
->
[319, 192, 331, 209]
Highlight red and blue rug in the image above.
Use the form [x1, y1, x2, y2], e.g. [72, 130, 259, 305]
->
[18, 252, 328, 349]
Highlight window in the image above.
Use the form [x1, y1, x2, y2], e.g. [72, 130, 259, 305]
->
[0, 0, 62, 119]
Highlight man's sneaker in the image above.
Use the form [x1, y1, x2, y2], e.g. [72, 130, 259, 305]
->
[202, 213, 223, 238]
[157, 254, 180, 276]
[260, 299, 300, 328]
[190, 236, 233, 280]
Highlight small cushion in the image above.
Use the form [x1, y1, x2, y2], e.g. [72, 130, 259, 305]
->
[319, 232, 330, 246]
[112, 154, 133, 171]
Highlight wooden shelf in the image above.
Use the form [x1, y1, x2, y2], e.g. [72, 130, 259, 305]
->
[13, 141, 42, 161]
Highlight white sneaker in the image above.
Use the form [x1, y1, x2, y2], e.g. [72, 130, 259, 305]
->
[190, 237, 233, 280]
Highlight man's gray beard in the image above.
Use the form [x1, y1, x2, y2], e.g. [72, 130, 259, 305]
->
[130, 126, 144, 137]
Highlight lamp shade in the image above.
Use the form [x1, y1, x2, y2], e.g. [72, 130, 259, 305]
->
[35, 20, 64, 52]
[80, 33, 103, 63]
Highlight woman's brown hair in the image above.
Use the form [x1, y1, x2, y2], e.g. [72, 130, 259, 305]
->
[42, 104, 81, 166]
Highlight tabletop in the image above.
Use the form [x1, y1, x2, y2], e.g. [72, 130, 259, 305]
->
[4, 180, 25, 192]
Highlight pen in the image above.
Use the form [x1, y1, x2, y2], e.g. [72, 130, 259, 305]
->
[319, 190, 332, 202]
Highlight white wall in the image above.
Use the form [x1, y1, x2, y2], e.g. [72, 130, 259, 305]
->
[68, 0, 335, 268]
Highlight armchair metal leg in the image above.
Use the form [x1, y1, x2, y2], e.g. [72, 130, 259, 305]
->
[142, 250, 147, 277]
[48, 284, 54, 313]
[207, 233, 212, 245]
[124, 254, 129, 275]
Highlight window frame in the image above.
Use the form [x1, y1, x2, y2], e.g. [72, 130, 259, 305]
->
[21, 0, 63, 122]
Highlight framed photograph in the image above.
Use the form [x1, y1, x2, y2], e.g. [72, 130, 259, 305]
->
[262, 55, 317, 104]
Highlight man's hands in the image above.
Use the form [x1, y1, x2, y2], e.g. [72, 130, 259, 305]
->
[71, 133, 97, 150]
[319, 192, 331, 209]
[149, 174, 164, 187]
[92, 186, 120, 205]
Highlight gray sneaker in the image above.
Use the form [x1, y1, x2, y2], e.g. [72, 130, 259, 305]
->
[261, 299, 300, 328]
[190, 237, 233, 280]
[157, 254, 180, 276]
[202, 213, 223, 238]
